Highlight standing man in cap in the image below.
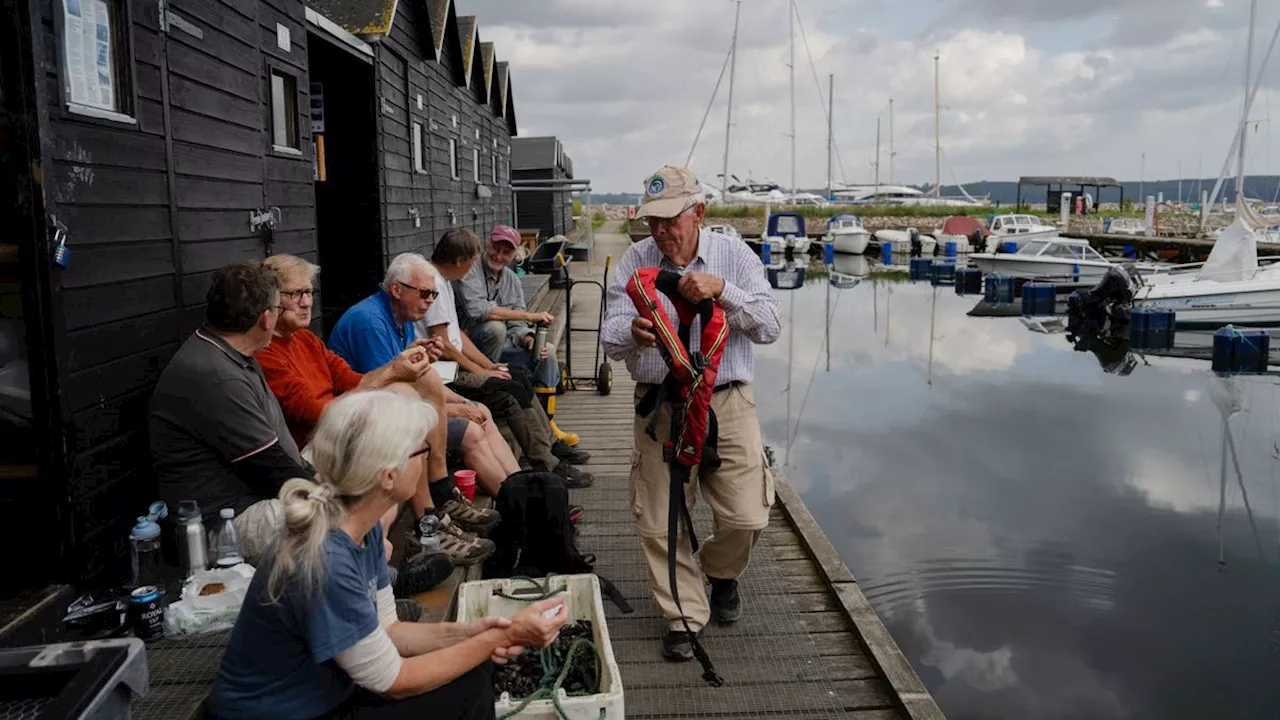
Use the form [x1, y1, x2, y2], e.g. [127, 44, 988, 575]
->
[452, 225, 581, 446]
[601, 165, 782, 661]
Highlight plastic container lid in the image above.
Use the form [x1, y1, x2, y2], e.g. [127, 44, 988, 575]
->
[219, 508, 235, 520]
[177, 500, 202, 522]
[131, 517, 161, 541]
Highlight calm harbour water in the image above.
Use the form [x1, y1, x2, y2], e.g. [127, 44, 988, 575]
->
[754, 256, 1280, 720]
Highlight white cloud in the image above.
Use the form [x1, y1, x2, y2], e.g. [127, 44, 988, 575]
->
[461, 0, 1280, 191]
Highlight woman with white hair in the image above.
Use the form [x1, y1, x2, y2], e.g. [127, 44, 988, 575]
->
[208, 390, 566, 719]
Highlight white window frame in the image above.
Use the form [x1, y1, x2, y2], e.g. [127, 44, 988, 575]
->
[491, 153, 497, 185]
[472, 147, 480, 181]
[412, 122, 425, 173]
[449, 138, 459, 180]
[59, 0, 137, 123]
[270, 69, 301, 152]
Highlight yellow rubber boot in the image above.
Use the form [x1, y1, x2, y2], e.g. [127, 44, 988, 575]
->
[537, 387, 580, 446]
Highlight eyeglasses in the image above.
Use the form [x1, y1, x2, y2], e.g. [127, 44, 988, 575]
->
[409, 443, 431, 459]
[646, 205, 693, 230]
[396, 281, 440, 301]
[281, 288, 315, 301]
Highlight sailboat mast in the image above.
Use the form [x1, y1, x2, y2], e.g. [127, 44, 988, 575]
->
[721, 1, 740, 195]
[789, 0, 796, 204]
[874, 116, 881, 196]
[934, 51, 941, 198]
[1237, 0, 1258, 203]
[826, 73, 834, 202]
[889, 98, 895, 185]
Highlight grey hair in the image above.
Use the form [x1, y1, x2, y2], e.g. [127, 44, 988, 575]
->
[266, 390, 437, 603]
[383, 252, 433, 292]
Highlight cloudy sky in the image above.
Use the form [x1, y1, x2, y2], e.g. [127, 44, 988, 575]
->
[466, 0, 1280, 193]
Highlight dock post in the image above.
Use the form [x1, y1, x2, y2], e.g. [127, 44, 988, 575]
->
[1145, 196, 1156, 237]
[1060, 192, 1071, 231]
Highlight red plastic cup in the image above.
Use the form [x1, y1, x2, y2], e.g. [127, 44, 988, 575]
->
[454, 470, 477, 501]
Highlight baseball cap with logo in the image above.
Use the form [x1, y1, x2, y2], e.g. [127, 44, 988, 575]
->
[490, 225, 521, 247]
[635, 165, 706, 219]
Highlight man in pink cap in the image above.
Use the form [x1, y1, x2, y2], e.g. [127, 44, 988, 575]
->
[452, 224, 581, 446]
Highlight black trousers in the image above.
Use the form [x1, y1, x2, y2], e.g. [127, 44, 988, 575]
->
[322, 661, 494, 720]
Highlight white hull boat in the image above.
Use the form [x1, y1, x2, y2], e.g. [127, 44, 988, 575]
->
[824, 214, 871, 254]
[929, 216, 990, 254]
[988, 214, 1060, 249]
[970, 238, 1117, 279]
[876, 229, 935, 255]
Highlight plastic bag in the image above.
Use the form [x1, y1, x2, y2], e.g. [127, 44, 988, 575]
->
[163, 564, 255, 637]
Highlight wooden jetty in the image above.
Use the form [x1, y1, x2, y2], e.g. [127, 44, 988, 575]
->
[555, 224, 943, 719]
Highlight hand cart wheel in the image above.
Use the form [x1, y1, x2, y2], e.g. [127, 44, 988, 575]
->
[596, 361, 612, 396]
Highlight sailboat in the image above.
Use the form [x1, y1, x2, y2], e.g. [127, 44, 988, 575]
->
[1135, 2, 1280, 328]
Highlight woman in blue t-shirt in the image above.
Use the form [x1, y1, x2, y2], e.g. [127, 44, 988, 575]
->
[208, 390, 568, 720]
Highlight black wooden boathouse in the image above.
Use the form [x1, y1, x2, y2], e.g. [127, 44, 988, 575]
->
[0, 0, 520, 599]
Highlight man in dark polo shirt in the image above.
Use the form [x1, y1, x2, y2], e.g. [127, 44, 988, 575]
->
[150, 262, 308, 547]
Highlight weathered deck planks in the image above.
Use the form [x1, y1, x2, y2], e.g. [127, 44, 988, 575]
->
[555, 225, 942, 719]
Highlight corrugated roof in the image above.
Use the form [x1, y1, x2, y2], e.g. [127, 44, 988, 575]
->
[1019, 176, 1120, 187]
[305, 0, 400, 36]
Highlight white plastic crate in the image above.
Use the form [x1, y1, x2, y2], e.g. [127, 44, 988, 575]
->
[457, 574, 624, 720]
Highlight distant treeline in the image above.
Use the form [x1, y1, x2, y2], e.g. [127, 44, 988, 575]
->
[588, 177, 1280, 207]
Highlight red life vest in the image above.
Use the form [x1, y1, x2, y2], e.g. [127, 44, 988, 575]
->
[625, 268, 731, 468]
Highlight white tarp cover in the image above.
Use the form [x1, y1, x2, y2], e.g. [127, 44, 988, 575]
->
[1198, 217, 1258, 282]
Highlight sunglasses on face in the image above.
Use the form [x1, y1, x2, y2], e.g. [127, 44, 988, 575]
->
[409, 443, 431, 459]
[396, 281, 440, 301]
[646, 206, 693, 230]
[281, 288, 315, 301]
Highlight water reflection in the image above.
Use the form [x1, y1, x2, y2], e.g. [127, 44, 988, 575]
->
[756, 279, 1280, 720]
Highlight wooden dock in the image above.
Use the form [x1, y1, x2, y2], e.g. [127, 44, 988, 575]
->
[557, 225, 943, 719]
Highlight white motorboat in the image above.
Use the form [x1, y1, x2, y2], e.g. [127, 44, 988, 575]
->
[1104, 217, 1147, 236]
[876, 228, 935, 255]
[761, 211, 811, 259]
[1137, 219, 1280, 328]
[824, 214, 871, 254]
[970, 238, 1119, 279]
[987, 214, 1060, 248]
[929, 215, 989, 253]
[832, 253, 870, 277]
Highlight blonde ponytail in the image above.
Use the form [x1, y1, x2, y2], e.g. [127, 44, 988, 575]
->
[265, 390, 437, 603]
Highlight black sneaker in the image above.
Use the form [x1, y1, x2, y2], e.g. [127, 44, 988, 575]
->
[662, 630, 697, 661]
[552, 440, 591, 465]
[395, 599, 424, 622]
[554, 462, 595, 489]
[394, 552, 454, 597]
[709, 577, 741, 624]
[569, 504, 584, 522]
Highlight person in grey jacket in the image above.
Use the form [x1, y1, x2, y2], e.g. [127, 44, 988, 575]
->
[453, 225, 580, 447]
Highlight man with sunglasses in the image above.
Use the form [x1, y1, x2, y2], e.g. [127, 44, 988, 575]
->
[602, 165, 782, 661]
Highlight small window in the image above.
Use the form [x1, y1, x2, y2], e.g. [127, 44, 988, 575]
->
[449, 138, 458, 179]
[270, 70, 300, 151]
[472, 147, 480, 181]
[412, 122, 425, 173]
[61, 0, 134, 121]
[491, 153, 497, 184]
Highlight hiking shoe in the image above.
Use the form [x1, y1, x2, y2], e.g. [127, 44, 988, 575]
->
[662, 630, 697, 661]
[554, 462, 595, 489]
[394, 551, 454, 597]
[395, 599, 423, 622]
[568, 504, 584, 522]
[439, 515, 496, 565]
[709, 578, 742, 624]
[442, 489, 501, 536]
[552, 440, 591, 465]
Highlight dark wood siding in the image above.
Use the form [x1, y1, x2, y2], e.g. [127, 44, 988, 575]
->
[26, 0, 317, 582]
[371, 0, 512, 263]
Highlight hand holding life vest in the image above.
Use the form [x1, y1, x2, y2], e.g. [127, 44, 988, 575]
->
[625, 267, 730, 468]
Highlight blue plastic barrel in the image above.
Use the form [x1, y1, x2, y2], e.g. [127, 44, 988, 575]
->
[945, 241, 957, 258]
[1020, 282, 1055, 316]
[823, 242, 835, 266]
[985, 275, 1014, 304]
[1212, 327, 1270, 373]
[1129, 307, 1177, 349]
[955, 267, 982, 296]
[761, 242, 772, 266]
[930, 261, 956, 286]
[1000, 241, 1018, 254]
[909, 257, 933, 281]
[881, 242, 893, 266]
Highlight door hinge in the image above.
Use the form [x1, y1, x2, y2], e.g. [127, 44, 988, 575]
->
[158, 0, 205, 39]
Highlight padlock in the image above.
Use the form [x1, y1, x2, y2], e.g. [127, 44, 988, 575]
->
[53, 227, 71, 268]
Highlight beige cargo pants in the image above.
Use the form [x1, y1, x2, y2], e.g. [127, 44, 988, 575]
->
[629, 382, 775, 632]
